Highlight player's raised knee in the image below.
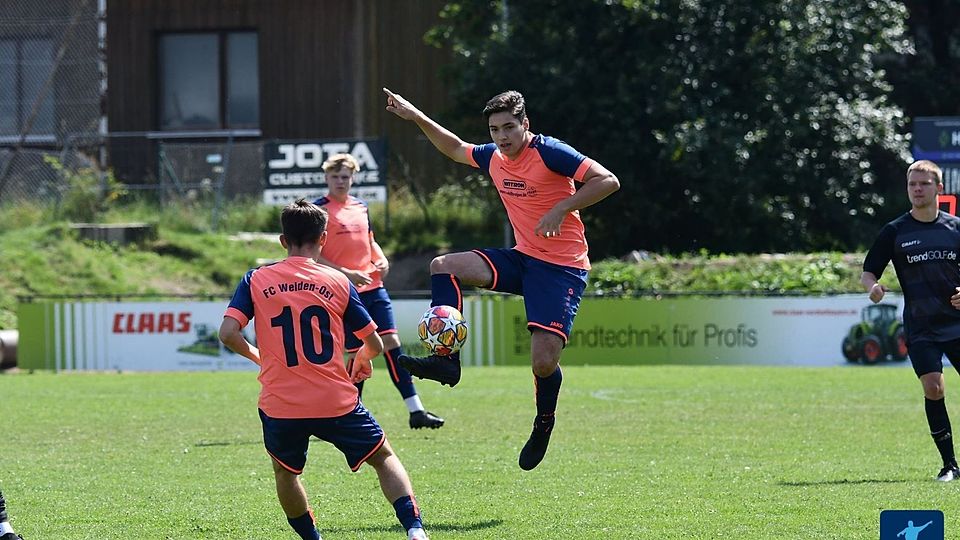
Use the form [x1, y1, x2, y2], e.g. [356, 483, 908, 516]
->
[429, 255, 449, 274]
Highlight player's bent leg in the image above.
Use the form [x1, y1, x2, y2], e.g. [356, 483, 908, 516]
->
[366, 442, 428, 539]
[271, 460, 321, 540]
[429, 251, 493, 288]
[530, 330, 563, 378]
[400, 250, 503, 388]
[379, 334, 445, 428]
[398, 253, 489, 388]
[519, 331, 565, 471]
[398, 352, 461, 387]
[428, 251, 493, 312]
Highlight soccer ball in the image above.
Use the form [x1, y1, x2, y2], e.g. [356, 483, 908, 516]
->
[417, 305, 468, 356]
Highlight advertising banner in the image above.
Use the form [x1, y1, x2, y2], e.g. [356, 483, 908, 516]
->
[18, 294, 908, 371]
[18, 301, 258, 372]
[437, 294, 909, 367]
[262, 138, 387, 205]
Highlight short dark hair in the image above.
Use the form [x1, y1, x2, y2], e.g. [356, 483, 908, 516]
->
[281, 199, 327, 246]
[483, 90, 526, 123]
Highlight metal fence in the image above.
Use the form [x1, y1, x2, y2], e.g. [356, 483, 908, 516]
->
[0, 0, 263, 226]
[0, 0, 102, 204]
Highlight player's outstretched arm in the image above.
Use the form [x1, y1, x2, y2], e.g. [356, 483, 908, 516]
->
[535, 161, 620, 237]
[219, 317, 261, 365]
[383, 87, 472, 165]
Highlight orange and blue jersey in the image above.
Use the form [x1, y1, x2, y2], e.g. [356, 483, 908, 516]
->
[466, 134, 594, 270]
[313, 195, 383, 293]
[224, 256, 378, 419]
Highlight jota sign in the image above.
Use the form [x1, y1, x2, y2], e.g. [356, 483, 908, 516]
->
[262, 138, 387, 205]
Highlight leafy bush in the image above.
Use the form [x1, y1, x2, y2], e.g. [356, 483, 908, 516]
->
[588, 252, 893, 295]
[0, 200, 45, 231]
[45, 155, 127, 222]
[369, 181, 504, 255]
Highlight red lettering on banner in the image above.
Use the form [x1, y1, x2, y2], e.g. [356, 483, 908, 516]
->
[177, 312, 191, 332]
[138, 312, 155, 333]
[158, 313, 174, 332]
[111, 312, 192, 333]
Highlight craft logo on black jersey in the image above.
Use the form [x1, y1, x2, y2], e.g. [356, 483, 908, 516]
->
[901, 239, 921, 248]
[905, 250, 957, 264]
[503, 179, 526, 190]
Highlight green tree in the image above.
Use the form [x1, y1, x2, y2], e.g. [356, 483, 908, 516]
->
[428, 0, 911, 255]
[884, 0, 960, 119]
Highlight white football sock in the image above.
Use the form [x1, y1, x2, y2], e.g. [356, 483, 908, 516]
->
[407, 526, 428, 540]
[404, 395, 424, 413]
[0, 522, 15, 535]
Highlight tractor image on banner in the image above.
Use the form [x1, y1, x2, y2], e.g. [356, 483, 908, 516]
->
[841, 304, 908, 364]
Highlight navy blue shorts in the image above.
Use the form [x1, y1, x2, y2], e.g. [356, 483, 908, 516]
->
[344, 287, 397, 352]
[907, 338, 960, 377]
[259, 403, 385, 473]
[473, 248, 588, 342]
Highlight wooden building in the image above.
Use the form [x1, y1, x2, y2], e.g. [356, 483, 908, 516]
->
[105, 0, 454, 193]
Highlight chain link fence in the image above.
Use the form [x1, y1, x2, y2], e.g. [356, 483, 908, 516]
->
[0, 0, 101, 204]
[0, 1, 261, 227]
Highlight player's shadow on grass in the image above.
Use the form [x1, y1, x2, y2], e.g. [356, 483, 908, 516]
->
[778, 478, 913, 487]
[323, 519, 503, 535]
[194, 435, 340, 447]
[193, 440, 262, 447]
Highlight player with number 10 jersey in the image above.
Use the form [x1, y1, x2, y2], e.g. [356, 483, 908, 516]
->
[224, 255, 375, 419]
[219, 200, 430, 540]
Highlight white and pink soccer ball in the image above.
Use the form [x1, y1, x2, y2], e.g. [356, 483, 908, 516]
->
[417, 305, 468, 356]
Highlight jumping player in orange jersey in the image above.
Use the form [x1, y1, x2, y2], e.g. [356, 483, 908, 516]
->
[219, 200, 429, 540]
[313, 153, 444, 430]
[384, 88, 620, 470]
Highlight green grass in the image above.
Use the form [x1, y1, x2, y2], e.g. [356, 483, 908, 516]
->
[1, 364, 957, 539]
[0, 224, 285, 329]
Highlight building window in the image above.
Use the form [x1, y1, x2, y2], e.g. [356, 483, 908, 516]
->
[0, 37, 56, 138]
[158, 31, 259, 131]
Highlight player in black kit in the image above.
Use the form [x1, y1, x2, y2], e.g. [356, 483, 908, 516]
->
[862, 159, 960, 481]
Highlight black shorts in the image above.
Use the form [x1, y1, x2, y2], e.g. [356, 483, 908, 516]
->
[472, 248, 588, 342]
[259, 403, 385, 473]
[907, 337, 960, 377]
[344, 287, 398, 352]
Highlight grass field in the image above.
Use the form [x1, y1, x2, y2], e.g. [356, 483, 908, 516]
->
[2, 364, 958, 539]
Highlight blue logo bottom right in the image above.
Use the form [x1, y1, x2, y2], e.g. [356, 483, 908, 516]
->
[880, 510, 944, 540]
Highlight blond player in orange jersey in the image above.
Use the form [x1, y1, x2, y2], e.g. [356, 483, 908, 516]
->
[313, 153, 444, 429]
[219, 200, 429, 540]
